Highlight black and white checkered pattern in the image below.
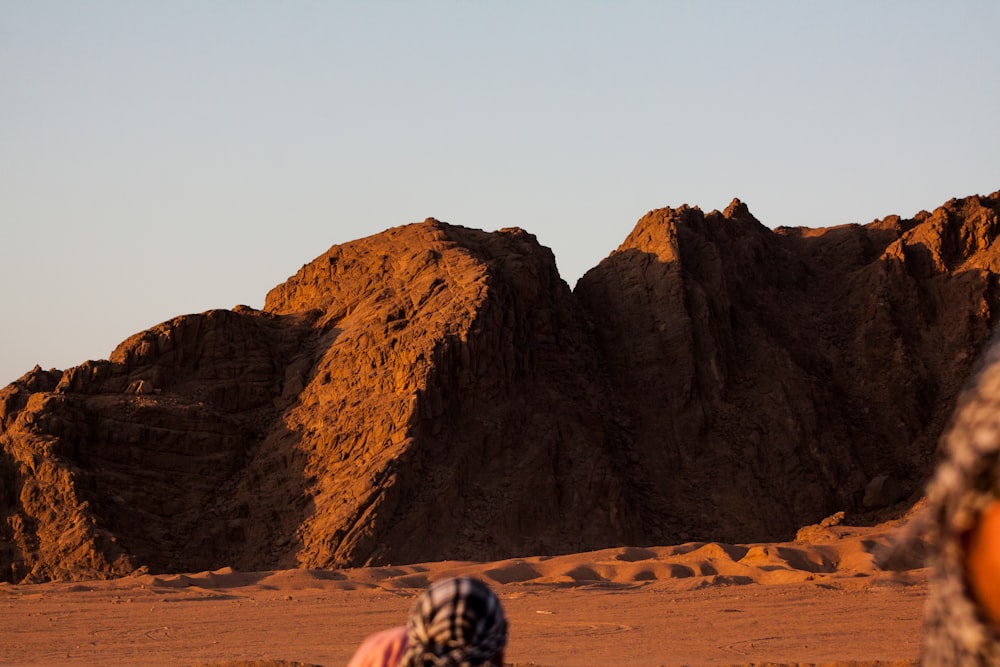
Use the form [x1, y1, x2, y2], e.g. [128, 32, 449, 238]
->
[922, 340, 1000, 664]
[401, 577, 508, 667]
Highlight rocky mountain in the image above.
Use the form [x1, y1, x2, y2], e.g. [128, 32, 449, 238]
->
[2, 191, 999, 583]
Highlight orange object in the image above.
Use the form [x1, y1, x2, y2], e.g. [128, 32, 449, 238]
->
[966, 500, 1000, 627]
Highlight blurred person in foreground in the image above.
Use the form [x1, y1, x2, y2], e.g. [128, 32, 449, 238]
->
[347, 576, 508, 667]
[922, 340, 1000, 664]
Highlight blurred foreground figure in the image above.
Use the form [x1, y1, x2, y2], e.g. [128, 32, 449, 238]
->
[923, 342, 1000, 664]
[347, 576, 508, 667]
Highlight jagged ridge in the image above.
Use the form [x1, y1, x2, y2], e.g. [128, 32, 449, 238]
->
[1, 193, 998, 582]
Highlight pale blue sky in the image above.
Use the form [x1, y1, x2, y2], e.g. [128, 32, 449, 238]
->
[2, 1, 998, 386]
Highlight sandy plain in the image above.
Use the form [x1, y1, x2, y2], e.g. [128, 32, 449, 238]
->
[0, 520, 926, 667]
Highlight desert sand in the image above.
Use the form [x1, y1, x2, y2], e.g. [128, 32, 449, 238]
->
[0, 519, 926, 667]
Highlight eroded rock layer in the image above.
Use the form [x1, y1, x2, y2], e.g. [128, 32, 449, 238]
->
[1, 193, 999, 582]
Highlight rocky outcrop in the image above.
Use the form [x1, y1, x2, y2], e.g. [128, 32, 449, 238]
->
[1, 193, 999, 582]
[0, 307, 319, 581]
[576, 193, 1000, 542]
[258, 221, 640, 567]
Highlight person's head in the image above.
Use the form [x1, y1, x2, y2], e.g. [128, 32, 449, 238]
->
[922, 340, 1000, 663]
[400, 577, 508, 667]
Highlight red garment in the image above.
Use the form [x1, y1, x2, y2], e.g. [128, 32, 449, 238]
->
[346, 625, 409, 667]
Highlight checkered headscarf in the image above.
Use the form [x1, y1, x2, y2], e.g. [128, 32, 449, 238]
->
[921, 340, 1000, 664]
[401, 577, 508, 667]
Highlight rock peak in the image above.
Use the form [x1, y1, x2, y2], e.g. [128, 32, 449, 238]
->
[723, 197, 752, 220]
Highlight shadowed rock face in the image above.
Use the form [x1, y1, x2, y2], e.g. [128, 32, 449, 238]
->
[576, 193, 1000, 542]
[1, 194, 999, 582]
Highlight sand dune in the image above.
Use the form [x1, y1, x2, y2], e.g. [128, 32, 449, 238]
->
[0, 518, 926, 666]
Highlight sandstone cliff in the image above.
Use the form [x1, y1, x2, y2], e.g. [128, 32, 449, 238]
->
[576, 194, 1000, 541]
[1, 193, 998, 582]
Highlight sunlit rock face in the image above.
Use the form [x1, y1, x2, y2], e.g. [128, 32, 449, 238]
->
[2, 192, 999, 583]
